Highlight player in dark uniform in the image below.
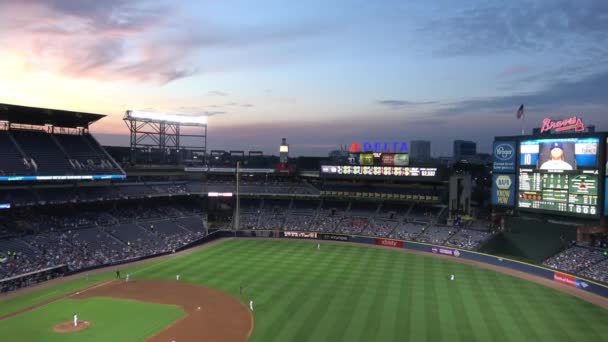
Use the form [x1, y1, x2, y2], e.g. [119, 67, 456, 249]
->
[116, 269, 120, 279]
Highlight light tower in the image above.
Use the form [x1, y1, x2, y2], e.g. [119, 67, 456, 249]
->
[278, 138, 290, 173]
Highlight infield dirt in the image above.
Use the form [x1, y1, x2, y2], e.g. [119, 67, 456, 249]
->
[72, 280, 252, 342]
[53, 320, 91, 333]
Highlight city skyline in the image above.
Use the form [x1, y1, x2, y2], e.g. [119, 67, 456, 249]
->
[1, 0, 608, 156]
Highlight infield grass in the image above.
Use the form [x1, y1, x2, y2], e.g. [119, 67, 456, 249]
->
[0, 297, 184, 341]
[2, 238, 608, 342]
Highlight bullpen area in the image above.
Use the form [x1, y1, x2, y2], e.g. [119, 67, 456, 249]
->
[1, 239, 607, 341]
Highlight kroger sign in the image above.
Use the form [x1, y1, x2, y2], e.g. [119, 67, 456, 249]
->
[495, 144, 514, 161]
[492, 141, 516, 172]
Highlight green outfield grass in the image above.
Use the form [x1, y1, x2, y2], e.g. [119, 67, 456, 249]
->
[2, 239, 608, 341]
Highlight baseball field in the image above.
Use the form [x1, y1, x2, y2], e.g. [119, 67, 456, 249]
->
[1, 238, 607, 341]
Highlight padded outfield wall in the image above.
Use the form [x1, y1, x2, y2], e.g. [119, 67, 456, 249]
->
[227, 230, 608, 299]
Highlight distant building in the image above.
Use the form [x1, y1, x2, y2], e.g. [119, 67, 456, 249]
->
[453, 140, 477, 160]
[410, 140, 431, 161]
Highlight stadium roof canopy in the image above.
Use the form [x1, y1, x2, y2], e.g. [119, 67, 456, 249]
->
[0, 103, 105, 129]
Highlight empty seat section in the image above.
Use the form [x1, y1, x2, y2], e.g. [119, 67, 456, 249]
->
[0, 131, 29, 175]
[11, 130, 74, 175]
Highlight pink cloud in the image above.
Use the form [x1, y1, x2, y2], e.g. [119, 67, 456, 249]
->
[497, 65, 530, 79]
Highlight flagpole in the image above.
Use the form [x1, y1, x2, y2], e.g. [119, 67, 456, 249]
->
[521, 113, 525, 135]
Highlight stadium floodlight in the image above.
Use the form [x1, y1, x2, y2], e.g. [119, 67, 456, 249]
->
[126, 110, 208, 125]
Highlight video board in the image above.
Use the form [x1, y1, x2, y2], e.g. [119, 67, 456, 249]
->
[518, 136, 600, 216]
[349, 153, 409, 167]
[320, 165, 438, 178]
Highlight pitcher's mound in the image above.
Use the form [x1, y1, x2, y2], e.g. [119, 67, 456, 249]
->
[53, 320, 91, 333]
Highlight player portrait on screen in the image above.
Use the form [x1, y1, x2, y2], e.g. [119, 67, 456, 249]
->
[539, 142, 574, 171]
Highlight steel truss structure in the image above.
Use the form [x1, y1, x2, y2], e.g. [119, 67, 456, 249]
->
[124, 110, 207, 164]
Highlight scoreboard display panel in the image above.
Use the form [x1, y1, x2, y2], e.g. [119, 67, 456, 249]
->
[349, 153, 409, 167]
[320, 165, 438, 179]
[518, 136, 600, 216]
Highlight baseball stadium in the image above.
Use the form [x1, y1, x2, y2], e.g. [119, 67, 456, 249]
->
[0, 103, 607, 342]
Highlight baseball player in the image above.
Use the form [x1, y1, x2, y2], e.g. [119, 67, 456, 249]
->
[176, 274, 180, 281]
[450, 274, 455, 281]
[317, 243, 320, 250]
[126, 273, 130, 282]
[249, 300, 254, 312]
[73, 313, 78, 327]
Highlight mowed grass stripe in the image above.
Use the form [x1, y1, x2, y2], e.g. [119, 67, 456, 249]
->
[468, 267, 509, 341]
[356, 250, 398, 342]
[318, 245, 378, 342]
[260, 243, 348, 342]
[433, 259, 464, 342]
[407, 254, 428, 341]
[288, 244, 363, 342]
[443, 264, 484, 342]
[332, 247, 378, 342]
[305, 245, 376, 342]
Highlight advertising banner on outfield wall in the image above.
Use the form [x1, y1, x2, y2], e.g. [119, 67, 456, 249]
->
[431, 246, 461, 257]
[375, 238, 404, 248]
[492, 174, 516, 207]
[493, 141, 516, 172]
[283, 231, 318, 239]
[320, 234, 350, 242]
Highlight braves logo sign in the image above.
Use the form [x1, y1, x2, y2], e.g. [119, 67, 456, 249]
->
[540, 116, 585, 134]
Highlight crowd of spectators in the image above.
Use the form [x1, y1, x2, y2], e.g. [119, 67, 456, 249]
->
[543, 245, 608, 284]
[0, 201, 206, 281]
[543, 246, 607, 273]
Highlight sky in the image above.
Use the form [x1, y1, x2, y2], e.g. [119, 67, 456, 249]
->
[1, 0, 607, 156]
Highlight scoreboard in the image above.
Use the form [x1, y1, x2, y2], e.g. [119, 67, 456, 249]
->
[320, 165, 438, 178]
[517, 136, 601, 217]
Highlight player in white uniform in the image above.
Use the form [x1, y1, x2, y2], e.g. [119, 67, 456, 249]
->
[176, 274, 180, 281]
[126, 273, 130, 282]
[73, 313, 78, 327]
[450, 274, 455, 281]
[249, 300, 254, 312]
[317, 243, 320, 250]
[540, 142, 573, 170]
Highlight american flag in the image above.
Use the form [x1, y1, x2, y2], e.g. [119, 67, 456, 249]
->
[516, 104, 524, 119]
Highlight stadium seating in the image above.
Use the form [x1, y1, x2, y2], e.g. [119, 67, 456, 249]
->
[0, 131, 31, 176]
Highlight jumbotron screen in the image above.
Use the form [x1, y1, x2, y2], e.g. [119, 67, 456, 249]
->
[349, 153, 409, 166]
[518, 136, 600, 216]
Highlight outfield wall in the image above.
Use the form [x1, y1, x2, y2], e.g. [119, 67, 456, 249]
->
[227, 230, 608, 299]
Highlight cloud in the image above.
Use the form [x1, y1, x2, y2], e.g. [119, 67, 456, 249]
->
[497, 65, 530, 79]
[0, 0, 337, 85]
[376, 99, 438, 109]
[208, 91, 228, 96]
[433, 69, 608, 123]
[423, 0, 608, 59]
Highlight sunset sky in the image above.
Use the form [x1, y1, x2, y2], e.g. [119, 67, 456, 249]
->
[1, 0, 607, 156]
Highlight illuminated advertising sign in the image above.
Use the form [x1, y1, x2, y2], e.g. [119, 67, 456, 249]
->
[493, 141, 516, 172]
[350, 141, 408, 153]
[320, 165, 437, 178]
[0, 203, 10, 209]
[540, 116, 585, 134]
[284, 231, 317, 239]
[518, 136, 599, 216]
[492, 174, 515, 206]
[375, 238, 404, 248]
[0, 174, 126, 182]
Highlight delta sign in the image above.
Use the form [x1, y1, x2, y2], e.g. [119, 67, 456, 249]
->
[349, 141, 409, 153]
